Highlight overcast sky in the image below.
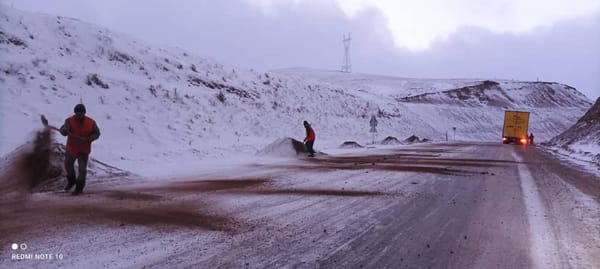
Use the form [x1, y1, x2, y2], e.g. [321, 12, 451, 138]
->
[3, 0, 599, 100]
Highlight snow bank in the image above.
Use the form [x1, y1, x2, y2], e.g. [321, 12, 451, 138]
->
[339, 141, 364, 148]
[255, 137, 307, 157]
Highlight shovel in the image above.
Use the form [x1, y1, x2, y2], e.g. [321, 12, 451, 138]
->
[40, 115, 61, 132]
[41, 115, 87, 142]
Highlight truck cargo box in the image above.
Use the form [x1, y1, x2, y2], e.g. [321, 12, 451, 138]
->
[502, 111, 530, 145]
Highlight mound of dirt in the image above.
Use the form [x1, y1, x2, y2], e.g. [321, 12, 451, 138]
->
[255, 137, 308, 157]
[381, 136, 401, 145]
[339, 141, 363, 148]
[403, 135, 422, 144]
[0, 128, 59, 193]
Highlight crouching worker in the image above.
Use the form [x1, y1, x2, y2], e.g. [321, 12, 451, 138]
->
[59, 104, 100, 195]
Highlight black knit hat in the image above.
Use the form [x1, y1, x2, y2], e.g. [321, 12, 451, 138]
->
[74, 104, 86, 114]
[303, 121, 309, 125]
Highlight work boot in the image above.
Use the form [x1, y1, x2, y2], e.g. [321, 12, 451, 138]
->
[71, 181, 85, 196]
[64, 175, 76, 191]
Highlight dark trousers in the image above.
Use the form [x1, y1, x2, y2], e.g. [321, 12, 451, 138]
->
[305, 140, 315, 155]
[65, 153, 89, 182]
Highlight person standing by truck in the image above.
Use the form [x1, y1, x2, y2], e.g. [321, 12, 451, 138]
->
[529, 133, 534, 145]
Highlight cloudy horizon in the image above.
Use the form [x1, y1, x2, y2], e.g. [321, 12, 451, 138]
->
[3, 0, 599, 99]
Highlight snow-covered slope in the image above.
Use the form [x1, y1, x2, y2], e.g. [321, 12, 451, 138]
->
[274, 69, 592, 144]
[547, 97, 600, 165]
[273, 67, 481, 97]
[0, 5, 594, 175]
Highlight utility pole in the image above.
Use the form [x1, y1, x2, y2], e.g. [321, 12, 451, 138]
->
[342, 33, 351, 73]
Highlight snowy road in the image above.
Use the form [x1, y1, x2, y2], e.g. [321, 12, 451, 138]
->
[1, 142, 599, 268]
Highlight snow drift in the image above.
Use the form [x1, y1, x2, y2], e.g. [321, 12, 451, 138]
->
[255, 137, 308, 157]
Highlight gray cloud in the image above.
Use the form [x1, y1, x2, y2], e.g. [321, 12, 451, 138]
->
[391, 14, 600, 99]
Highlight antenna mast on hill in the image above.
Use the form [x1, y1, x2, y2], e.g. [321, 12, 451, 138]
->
[342, 33, 351, 73]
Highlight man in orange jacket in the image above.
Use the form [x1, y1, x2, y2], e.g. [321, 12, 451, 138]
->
[303, 121, 316, 157]
[59, 104, 100, 195]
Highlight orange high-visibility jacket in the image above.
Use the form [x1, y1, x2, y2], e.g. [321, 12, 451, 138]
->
[305, 125, 316, 141]
[65, 116, 97, 155]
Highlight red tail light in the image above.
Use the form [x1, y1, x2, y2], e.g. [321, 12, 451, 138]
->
[502, 137, 507, 141]
[520, 138, 528, 144]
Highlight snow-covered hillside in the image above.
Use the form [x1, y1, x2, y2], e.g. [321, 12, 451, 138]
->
[274, 68, 592, 145]
[0, 5, 594, 176]
[547, 97, 600, 165]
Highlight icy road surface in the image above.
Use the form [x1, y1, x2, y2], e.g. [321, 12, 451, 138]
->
[1, 142, 599, 268]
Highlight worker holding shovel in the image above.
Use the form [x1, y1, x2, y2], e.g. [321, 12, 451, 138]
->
[59, 104, 100, 195]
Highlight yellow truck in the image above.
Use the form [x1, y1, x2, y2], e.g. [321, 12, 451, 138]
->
[502, 111, 530, 145]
